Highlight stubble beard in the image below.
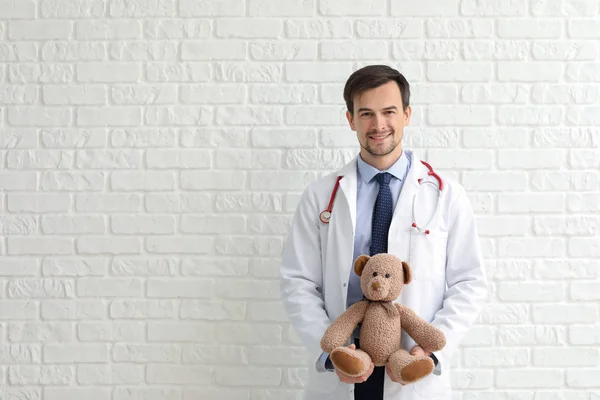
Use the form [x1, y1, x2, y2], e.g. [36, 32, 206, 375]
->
[361, 131, 400, 157]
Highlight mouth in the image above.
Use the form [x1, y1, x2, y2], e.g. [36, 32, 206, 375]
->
[368, 133, 391, 142]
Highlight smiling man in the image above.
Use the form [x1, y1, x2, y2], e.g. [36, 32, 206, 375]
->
[280, 65, 488, 400]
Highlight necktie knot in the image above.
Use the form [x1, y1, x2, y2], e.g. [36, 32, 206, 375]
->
[375, 172, 392, 185]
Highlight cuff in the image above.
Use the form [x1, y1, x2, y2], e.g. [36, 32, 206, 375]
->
[315, 352, 334, 373]
[430, 353, 441, 376]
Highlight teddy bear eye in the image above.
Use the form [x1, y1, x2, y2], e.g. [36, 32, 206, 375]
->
[372, 272, 378, 277]
[385, 273, 390, 278]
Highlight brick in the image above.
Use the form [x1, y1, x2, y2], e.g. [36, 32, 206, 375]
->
[44, 344, 108, 363]
[216, 63, 283, 83]
[8, 107, 72, 126]
[462, 0, 526, 15]
[179, 0, 244, 16]
[498, 62, 563, 81]
[8, 322, 74, 342]
[533, 304, 597, 324]
[249, 0, 314, 16]
[427, 19, 492, 38]
[322, 40, 388, 60]
[144, 19, 211, 39]
[77, 20, 142, 39]
[111, 215, 176, 234]
[10, 365, 73, 385]
[41, 0, 105, 17]
[41, 300, 105, 320]
[217, 19, 282, 38]
[110, 300, 176, 319]
[42, 128, 107, 148]
[77, 63, 142, 83]
[498, 19, 562, 38]
[427, 62, 492, 81]
[286, 19, 352, 38]
[77, 364, 144, 384]
[45, 388, 110, 400]
[43, 85, 107, 105]
[497, 369, 562, 388]
[9, 21, 71, 40]
[148, 322, 215, 342]
[110, 0, 176, 17]
[78, 321, 144, 341]
[181, 41, 245, 60]
[76, 236, 140, 255]
[569, 19, 600, 38]
[112, 128, 177, 147]
[0, 0, 36, 18]
[393, 0, 459, 16]
[109, 41, 178, 61]
[286, 62, 353, 82]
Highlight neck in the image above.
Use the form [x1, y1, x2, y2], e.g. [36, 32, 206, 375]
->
[360, 148, 403, 171]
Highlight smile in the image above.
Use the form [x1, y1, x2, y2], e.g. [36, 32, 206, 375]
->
[368, 133, 391, 141]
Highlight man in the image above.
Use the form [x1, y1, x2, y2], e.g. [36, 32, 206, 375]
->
[280, 65, 488, 400]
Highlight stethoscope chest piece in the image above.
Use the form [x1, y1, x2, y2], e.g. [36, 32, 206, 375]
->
[319, 210, 331, 224]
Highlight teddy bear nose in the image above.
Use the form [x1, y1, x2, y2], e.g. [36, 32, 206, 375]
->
[371, 282, 381, 291]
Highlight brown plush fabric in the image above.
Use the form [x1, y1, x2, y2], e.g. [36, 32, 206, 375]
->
[320, 253, 447, 385]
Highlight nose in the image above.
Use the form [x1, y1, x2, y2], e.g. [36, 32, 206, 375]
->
[371, 282, 381, 291]
[373, 114, 386, 132]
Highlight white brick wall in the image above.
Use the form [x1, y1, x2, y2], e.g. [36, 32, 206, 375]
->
[0, 0, 599, 399]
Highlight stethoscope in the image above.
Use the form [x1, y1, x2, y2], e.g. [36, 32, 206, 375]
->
[319, 160, 443, 235]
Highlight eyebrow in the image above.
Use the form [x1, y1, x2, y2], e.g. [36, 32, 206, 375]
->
[356, 106, 398, 113]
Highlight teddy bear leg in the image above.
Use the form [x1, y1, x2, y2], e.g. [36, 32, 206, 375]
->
[387, 349, 434, 385]
[329, 346, 372, 377]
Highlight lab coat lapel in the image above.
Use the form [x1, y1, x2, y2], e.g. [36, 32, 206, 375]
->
[389, 150, 426, 262]
[337, 157, 358, 235]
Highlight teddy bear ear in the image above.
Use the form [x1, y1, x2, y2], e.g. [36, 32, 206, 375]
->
[354, 255, 370, 276]
[402, 261, 412, 284]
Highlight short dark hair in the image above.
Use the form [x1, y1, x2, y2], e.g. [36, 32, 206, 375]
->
[343, 65, 411, 114]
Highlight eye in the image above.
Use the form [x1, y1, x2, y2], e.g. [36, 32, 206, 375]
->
[385, 273, 390, 278]
[372, 272, 378, 277]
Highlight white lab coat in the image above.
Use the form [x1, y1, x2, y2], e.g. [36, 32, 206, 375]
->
[280, 149, 488, 400]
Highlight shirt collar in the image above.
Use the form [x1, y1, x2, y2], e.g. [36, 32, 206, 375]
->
[357, 150, 409, 184]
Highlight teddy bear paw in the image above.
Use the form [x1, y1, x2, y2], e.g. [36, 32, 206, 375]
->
[399, 356, 434, 384]
[329, 347, 371, 377]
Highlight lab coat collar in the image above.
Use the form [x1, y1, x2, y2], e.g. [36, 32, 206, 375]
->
[356, 150, 410, 184]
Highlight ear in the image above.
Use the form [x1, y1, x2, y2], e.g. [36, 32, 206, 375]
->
[354, 255, 370, 276]
[346, 110, 356, 131]
[402, 261, 412, 284]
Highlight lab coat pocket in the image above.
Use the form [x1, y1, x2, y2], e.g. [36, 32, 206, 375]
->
[409, 230, 448, 281]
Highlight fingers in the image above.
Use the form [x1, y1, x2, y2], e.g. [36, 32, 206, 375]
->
[348, 344, 356, 350]
[335, 363, 374, 384]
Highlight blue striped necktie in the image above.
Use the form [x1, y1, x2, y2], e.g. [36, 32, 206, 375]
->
[370, 172, 393, 256]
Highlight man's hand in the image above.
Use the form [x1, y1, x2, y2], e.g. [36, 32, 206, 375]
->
[410, 345, 431, 357]
[333, 344, 375, 384]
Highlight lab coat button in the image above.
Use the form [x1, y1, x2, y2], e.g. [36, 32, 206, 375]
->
[343, 283, 347, 287]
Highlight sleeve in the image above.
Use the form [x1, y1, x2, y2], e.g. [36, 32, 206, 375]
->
[280, 185, 333, 372]
[429, 185, 489, 374]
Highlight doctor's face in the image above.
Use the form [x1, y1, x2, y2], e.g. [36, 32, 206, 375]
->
[346, 81, 411, 168]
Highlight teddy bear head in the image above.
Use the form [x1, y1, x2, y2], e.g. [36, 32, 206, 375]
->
[354, 253, 412, 302]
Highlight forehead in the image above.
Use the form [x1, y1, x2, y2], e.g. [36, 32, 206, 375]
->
[354, 81, 403, 110]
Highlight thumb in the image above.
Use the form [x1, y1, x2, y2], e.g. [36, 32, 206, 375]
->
[348, 344, 356, 350]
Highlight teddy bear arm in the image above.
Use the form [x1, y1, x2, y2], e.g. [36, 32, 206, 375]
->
[320, 301, 369, 353]
[397, 304, 446, 352]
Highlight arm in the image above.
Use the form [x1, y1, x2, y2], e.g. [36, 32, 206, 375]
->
[280, 186, 332, 370]
[428, 185, 489, 373]
[397, 304, 446, 352]
[321, 300, 369, 353]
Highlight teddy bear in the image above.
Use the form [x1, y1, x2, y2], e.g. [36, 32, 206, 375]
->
[320, 253, 446, 385]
